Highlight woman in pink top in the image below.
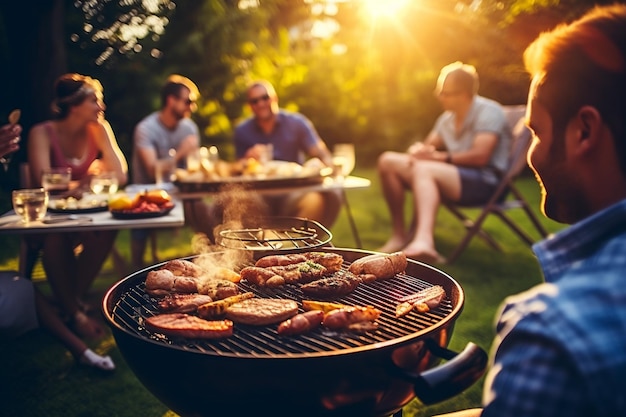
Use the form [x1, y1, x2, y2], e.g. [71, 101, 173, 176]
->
[27, 74, 128, 341]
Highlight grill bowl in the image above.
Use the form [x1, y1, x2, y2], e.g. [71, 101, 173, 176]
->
[103, 248, 485, 417]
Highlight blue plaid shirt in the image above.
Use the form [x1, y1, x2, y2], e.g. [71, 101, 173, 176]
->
[482, 198, 626, 417]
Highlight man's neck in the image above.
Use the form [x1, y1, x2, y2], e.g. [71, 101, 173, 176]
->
[256, 113, 277, 134]
[159, 109, 180, 130]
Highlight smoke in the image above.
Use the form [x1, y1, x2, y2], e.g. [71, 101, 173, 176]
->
[190, 184, 270, 271]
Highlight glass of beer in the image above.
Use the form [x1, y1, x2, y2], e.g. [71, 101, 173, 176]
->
[12, 188, 49, 224]
[41, 167, 72, 195]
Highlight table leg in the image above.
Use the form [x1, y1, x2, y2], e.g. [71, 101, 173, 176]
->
[341, 189, 362, 248]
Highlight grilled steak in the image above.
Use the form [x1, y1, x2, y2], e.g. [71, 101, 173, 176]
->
[145, 313, 233, 339]
[300, 272, 362, 299]
[225, 298, 298, 325]
[157, 293, 214, 313]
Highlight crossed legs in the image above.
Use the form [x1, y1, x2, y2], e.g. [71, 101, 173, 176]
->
[377, 151, 461, 262]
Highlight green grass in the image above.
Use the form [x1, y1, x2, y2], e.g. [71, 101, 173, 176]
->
[0, 167, 564, 417]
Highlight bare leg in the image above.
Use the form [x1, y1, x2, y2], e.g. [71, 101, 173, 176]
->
[34, 289, 115, 371]
[377, 151, 414, 252]
[403, 160, 461, 263]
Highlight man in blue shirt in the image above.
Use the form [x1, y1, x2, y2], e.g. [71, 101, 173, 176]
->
[233, 80, 340, 227]
[436, 4, 626, 417]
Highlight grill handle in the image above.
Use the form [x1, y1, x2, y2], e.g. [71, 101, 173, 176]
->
[411, 341, 488, 405]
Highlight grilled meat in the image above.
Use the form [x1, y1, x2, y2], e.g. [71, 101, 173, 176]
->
[241, 261, 328, 287]
[197, 278, 240, 300]
[145, 269, 198, 296]
[348, 251, 407, 281]
[300, 271, 362, 299]
[162, 259, 205, 277]
[255, 252, 343, 272]
[395, 285, 446, 317]
[322, 306, 381, 330]
[157, 293, 213, 313]
[277, 310, 324, 336]
[144, 313, 233, 339]
[225, 298, 299, 326]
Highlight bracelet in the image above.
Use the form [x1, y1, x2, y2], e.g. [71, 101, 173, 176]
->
[445, 152, 452, 164]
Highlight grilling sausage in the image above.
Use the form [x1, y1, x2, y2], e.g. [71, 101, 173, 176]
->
[348, 251, 407, 281]
[241, 261, 329, 287]
[322, 306, 381, 330]
[277, 310, 324, 336]
[255, 252, 343, 272]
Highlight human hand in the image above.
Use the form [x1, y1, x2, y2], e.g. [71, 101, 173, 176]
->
[245, 144, 273, 162]
[407, 142, 436, 159]
[0, 122, 21, 159]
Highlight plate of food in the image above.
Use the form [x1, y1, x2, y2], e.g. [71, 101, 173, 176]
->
[48, 195, 109, 214]
[110, 203, 175, 220]
[174, 159, 331, 193]
[109, 189, 175, 220]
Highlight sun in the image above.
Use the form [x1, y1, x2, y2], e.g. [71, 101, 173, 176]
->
[359, 0, 409, 20]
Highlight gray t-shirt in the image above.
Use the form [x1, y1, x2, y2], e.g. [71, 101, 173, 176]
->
[131, 111, 199, 184]
[433, 95, 511, 182]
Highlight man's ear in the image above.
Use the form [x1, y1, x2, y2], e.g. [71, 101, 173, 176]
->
[575, 106, 603, 153]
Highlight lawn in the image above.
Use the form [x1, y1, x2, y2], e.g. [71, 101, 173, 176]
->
[0, 166, 564, 417]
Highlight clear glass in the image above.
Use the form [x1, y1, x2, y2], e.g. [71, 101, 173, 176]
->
[90, 171, 119, 195]
[42, 167, 72, 195]
[332, 143, 356, 180]
[12, 188, 49, 224]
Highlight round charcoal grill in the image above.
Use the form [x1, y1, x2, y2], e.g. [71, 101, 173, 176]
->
[103, 248, 486, 417]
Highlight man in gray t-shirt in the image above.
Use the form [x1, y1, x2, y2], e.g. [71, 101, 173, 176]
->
[377, 62, 512, 263]
[130, 75, 212, 269]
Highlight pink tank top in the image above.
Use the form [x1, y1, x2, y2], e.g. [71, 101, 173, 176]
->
[45, 122, 99, 180]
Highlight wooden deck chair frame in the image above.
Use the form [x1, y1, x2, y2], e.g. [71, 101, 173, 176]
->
[443, 105, 549, 263]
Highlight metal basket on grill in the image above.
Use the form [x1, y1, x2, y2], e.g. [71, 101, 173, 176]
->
[216, 216, 332, 251]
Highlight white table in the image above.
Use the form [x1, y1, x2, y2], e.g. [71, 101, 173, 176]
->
[174, 175, 371, 247]
[0, 198, 185, 234]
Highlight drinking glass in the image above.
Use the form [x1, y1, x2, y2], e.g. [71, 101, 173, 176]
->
[12, 188, 49, 224]
[332, 143, 356, 181]
[90, 171, 119, 195]
[42, 167, 72, 195]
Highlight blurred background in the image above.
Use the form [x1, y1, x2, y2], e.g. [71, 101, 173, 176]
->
[0, 0, 619, 210]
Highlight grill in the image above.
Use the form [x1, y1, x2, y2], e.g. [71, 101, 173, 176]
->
[103, 248, 483, 417]
[216, 216, 333, 251]
[110, 262, 455, 357]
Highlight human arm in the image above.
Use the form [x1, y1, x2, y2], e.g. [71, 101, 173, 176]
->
[90, 119, 128, 186]
[172, 132, 199, 165]
[0, 123, 21, 159]
[27, 124, 53, 187]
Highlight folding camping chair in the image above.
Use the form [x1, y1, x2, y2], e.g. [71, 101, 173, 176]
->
[443, 105, 549, 263]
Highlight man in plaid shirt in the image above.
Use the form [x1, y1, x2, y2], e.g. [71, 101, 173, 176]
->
[437, 4, 626, 417]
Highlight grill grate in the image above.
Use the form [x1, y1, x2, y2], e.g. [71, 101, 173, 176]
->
[109, 259, 455, 358]
[215, 217, 333, 251]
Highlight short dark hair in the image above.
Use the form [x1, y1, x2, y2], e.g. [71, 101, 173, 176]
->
[524, 4, 626, 174]
[160, 74, 199, 108]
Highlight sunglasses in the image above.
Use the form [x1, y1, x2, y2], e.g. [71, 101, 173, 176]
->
[248, 94, 271, 105]
[177, 96, 195, 106]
